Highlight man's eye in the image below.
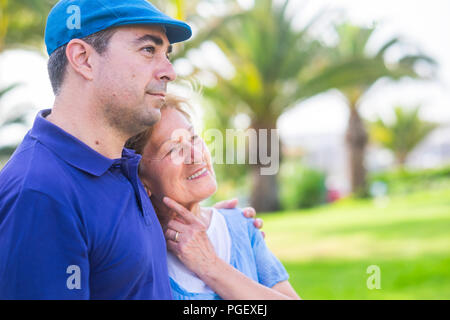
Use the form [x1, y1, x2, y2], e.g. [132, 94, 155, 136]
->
[143, 46, 155, 54]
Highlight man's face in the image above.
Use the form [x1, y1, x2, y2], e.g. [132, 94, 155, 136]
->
[92, 25, 176, 137]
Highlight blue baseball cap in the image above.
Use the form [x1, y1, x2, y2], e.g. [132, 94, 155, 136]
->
[45, 0, 192, 56]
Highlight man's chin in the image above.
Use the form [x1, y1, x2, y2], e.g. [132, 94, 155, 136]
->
[141, 105, 162, 127]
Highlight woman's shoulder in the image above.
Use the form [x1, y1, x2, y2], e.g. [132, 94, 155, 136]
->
[216, 208, 252, 228]
[216, 208, 259, 240]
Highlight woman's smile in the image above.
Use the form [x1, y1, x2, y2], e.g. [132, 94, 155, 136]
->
[187, 167, 209, 181]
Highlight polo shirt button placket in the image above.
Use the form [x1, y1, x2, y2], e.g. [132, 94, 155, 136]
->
[121, 157, 153, 226]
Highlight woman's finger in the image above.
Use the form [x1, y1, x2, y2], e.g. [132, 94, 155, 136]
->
[166, 239, 179, 255]
[163, 196, 195, 224]
[253, 218, 263, 229]
[242, 207, 256, 218]
[166, 219, 187, 233]
[164, 228, 182, 243]
[213, 198, 238, 209]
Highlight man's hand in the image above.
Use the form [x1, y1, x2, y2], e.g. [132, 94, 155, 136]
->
[213, 198, 264, 237]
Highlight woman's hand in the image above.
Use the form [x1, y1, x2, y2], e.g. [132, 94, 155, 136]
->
[162, 196, 299, 300]
[213, 198, 265, 237]
[162, 197, 218, 276]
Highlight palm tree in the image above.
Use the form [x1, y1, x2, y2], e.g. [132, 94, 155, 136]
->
[196, 0, 336, 211]
[369, 106, 438, 166]
[307, 23, 437, 196]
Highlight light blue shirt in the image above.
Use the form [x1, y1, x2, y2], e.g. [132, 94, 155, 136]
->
[169, 208, 289, 300]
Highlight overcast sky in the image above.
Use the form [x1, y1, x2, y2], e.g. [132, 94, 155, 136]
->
[0, 0, 449, 146]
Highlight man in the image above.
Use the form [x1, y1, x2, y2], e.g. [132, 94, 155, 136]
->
[0, 0, 259, 299]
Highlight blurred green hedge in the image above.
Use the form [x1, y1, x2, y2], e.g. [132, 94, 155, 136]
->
[279, 161, 327, 210]
[369, 165, 450, 195]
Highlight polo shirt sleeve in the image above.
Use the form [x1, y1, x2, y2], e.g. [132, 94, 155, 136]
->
[0, 188, 90, 299]
[247, 219, 289, 288]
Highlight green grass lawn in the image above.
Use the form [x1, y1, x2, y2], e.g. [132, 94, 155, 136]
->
[262, 188, 450, 299]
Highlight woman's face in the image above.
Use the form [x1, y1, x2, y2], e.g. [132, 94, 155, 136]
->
[139, 107, 217, 207]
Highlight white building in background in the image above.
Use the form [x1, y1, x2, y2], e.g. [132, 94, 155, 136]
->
[282, 125, 450, 195]
[407, 126, 450, 169]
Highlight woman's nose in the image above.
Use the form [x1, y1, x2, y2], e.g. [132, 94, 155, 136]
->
[188, 141, 204, 164]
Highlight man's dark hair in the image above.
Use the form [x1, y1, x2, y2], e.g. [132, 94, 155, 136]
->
[47, 28, 117, 95]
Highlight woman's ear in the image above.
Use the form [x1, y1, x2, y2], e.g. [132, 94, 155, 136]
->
[143, 184, 152, 197]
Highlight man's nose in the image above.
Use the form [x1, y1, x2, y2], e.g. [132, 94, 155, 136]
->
[156, 57, 176, 83]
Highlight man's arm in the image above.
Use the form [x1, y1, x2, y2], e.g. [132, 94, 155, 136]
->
[0, 188, 90, 299]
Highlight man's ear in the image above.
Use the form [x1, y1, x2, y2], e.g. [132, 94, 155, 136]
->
[65, 39, 95, 81]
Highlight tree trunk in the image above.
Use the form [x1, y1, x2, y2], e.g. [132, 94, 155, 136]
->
[249, 121, 281, 212]
[396, 152, 408, 167]
[250, 166, 280, 212]
[345, 108, 369, 197]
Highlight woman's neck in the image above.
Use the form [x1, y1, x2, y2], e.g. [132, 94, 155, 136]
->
[152, 197, 211, 228]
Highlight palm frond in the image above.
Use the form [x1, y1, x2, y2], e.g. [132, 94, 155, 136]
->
[0, 83, 20, 99]
[369, 105, 439, 164]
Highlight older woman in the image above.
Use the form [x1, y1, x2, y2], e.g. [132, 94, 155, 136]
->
[126, 95, 300, 300]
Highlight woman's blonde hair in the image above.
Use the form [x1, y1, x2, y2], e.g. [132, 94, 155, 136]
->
[125, 94, 193, 155]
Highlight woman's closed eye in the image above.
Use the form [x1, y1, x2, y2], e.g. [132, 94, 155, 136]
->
[168, 143, 183, 157]
[165, 135, 201, 158]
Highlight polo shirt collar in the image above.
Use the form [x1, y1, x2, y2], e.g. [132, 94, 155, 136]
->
[29, 109, 140, 177]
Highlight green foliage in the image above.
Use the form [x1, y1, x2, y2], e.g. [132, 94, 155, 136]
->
[0, 0, 57, 51]
[0, 83, 19, 97]
[308, 22, 437, 196]
[369, 106, 439, 165]
[201, 0, 330, 124]
[0, 0, 57, 159]
[279, 160, 326, 210]
[191, 0, 336, 210]
[370, 166, 450, 195]
[318, 23, 437, 105]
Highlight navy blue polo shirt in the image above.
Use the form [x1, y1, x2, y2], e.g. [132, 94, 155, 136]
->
[0, 109, 172, 299]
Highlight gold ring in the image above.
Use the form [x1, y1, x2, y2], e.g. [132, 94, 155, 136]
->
[174, 231, 180, 243]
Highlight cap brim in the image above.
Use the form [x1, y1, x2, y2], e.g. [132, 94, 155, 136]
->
[164, 22, 192, 44]
[111, 18, 192, 44]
